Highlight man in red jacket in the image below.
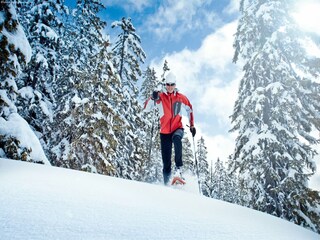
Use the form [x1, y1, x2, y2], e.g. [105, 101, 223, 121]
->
[144, 72, 196, 185]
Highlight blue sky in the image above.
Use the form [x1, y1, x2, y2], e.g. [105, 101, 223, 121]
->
[64, 0, 320, 190]
[103, 0, 239, 60]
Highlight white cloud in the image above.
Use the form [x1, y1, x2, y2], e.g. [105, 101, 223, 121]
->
[130, 0, 151, 11]
[223, 0, 240, 15]
[202, 132, 237, 162]
[198, 77, 239, 121]
[145, 0, 220, 41]
[292, 0, 320, 35]
[105, 0, 151, 12]
[151, 21, 239, 81]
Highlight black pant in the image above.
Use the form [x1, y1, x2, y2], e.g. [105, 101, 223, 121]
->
[160, 129, 184, 184]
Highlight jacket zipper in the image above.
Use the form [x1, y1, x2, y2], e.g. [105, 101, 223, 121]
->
[169, 93, 173, 133]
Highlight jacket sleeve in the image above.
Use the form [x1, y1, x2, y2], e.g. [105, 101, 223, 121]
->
[182, 95, 194, 127]
[144, 97, 154, 112]
[144, 95, 161, 112]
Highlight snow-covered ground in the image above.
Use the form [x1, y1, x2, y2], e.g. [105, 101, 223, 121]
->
[0, 158, 319, 240]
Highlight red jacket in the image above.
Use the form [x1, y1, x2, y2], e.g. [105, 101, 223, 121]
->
[145, 91, 194, 134]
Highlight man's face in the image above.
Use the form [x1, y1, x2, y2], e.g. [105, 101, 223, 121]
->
[166, 83, 175, 93]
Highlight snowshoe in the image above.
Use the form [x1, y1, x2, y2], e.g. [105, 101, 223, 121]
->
[171, 176, 186, 185]
[171, 167, 186, 185]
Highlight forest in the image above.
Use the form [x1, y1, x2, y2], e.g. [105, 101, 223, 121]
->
[0, 0, 320, 234]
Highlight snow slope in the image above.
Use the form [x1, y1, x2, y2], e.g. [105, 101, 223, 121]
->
[0, 158, 319, 240]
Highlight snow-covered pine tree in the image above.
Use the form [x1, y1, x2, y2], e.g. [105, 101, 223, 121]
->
[210, 158, 224, 200]
[0, 2, 37, 162]
[182, 135, 194, 174]
[111, 17, 147, 180]
[112, 17, 146, 92]
[16, 0, 66, 155]
[196, 137, 210, 196]
[140, 67, 162, 183]
[140, 67, 158, 101]
[230, 0, 320, 233]
[160, 59, 170, 84]
[48, 0, 124, 176]
[210, 158, 240, 204]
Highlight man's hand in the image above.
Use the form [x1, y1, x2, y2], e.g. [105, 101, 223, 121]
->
[190, 126, 196, 137]
[152, 91, 159, 101]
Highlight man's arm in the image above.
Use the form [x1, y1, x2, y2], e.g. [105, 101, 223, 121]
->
[181, 94, 196, 136]
[144, 91, 161, 111]
[181, 95, 194, 127]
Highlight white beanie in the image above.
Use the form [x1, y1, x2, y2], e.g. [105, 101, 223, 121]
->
[165, 72, 176, 84]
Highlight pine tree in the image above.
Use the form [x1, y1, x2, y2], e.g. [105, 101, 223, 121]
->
[196, 137, 210, 196]
[111, 17, 147, 180]
[160, 60, 170, 83]
[16, 0, 66, 154]
[140, 67, 162, 183]
[210, 158, 240, 204]
[230, 0, 320, 233]
[210, 158, 225, 200]
[182, 135, 194, 174]
[48, 0, 124, 176]
[0, 2, 37, 162]
[140, 67, 158, 101]
[111, 17, 146, 94]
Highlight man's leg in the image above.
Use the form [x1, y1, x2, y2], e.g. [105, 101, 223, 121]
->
[160, 133, 173, 184]
[173, 129, 184, 168]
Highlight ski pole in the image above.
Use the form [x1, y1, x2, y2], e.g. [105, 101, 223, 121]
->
[192, 136, 201, 195]
[148, 100, 157, 162]
[188, 125, 201, 195]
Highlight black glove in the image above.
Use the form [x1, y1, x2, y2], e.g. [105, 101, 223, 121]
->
[152, 91, 159, 100]
[190, 126, 196, 137]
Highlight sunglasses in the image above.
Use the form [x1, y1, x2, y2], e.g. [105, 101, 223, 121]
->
[166, 83, 175, 86]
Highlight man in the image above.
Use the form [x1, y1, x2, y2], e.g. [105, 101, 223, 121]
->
[144, 72, 196, 185]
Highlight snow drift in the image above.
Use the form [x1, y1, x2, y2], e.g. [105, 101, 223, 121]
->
[0, 158, 318, 240]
